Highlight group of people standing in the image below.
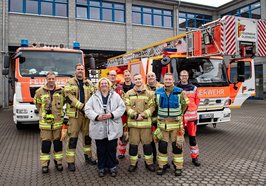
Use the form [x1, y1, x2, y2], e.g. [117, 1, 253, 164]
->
[34, 63, 201, 177]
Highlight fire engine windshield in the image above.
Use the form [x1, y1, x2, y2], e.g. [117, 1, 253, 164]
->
[18, 50, 83, 77]
[170, 58, 229, 87]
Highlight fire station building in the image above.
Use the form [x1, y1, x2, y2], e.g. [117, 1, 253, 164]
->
[0, 0, 265, 107]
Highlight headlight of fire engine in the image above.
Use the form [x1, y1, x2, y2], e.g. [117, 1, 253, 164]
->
[224, 113, 231, 118]
[203, 99, 209, 106]
[16, 109, 28, 114]
[224, 99, 231, 107]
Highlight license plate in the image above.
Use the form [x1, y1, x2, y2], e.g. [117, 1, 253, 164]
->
[200, 114, 214, 119]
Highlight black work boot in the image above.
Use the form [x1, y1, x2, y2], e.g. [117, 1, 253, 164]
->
[192, 157, 201, 167]
[84, 154, 97, 165]
[54, 160, 63, 171]
[145, 163, 155, 172]
[128, 164, 137, 172]
[68, 163, 76, 172]
[42, 166, 49, 174]
[118, 154, 125, 159]
[157, 164, 170, 175]
[174, 169, 182, 176]
[172, 161, 182, 176]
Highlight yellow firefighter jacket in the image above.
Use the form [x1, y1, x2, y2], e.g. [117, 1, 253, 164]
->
[144, 81, 163, 123]
[144, 81, 163, 92]
[34, 85, 65, 130]
[124, 85, 155, 128]
[64, 77, 94, 118]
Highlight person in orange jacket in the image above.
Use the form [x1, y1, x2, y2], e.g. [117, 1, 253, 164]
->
[176, 70, 201, 167]
[107, 70, 127, 160]
[118, 70, 134, 159]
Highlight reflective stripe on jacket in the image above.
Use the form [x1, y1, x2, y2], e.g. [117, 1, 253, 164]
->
[155, 86, 189, 131]
[145, 82, 163, 121]
[64, 77, 94, 118]
[34, 85, 65, 130]
[176, 82, 200, 122]
[124, 86, 155, 128]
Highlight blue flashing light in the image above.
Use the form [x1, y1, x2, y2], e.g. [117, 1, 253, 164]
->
[20, 39, 29, 47]
[163, 48, 177, 52]
[73, 41, 80, 49]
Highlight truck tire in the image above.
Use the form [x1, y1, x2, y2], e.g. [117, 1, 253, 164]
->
[198, 124, 208, 127]
[16, 122, 23, 130]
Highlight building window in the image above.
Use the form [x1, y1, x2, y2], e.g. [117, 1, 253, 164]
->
[222, 1, 261, 19]
[26, 0, 38, 14]
[10, 0, 23, 12]
[132, 5, 173, 28]
[76, 0, 125, 23]
[179, 12, 212, 31]
[9, 0, 68, 17]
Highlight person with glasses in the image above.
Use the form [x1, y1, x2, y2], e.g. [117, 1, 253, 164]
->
[176, 70, 201, 167]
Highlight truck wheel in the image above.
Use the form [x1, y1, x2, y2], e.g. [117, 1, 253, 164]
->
[16, 122, 23, 130]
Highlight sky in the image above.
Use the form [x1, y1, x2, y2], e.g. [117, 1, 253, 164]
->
[180, 0, 233, 7]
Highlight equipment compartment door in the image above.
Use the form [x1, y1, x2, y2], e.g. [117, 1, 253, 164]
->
[228, 59, 255, 107]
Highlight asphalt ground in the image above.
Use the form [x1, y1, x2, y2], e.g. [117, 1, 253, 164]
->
[0, 100, 265, 185]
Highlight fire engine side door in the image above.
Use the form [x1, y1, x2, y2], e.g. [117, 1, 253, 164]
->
[228, 59, 255, 107]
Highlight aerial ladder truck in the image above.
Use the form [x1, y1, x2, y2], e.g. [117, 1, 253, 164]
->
[107, 15, 266, 127]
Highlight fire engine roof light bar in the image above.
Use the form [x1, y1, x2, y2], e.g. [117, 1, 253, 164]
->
[20, 39, 28, 47]
[73, 41, 80, 49]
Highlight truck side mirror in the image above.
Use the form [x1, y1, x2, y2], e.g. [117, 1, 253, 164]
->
[19, 57, 26, 64]
[4, 56, 10, 68]
[237, 61, 245, 82]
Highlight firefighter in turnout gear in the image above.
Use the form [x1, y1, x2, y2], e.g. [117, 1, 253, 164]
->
[176, 70, 201, 167]
[64, 64, 96, 172]
[34, 72, 65, 173]
[145, 72, 163, 163]
[124, 74, 156, 173]
[155, 73, 189, 176]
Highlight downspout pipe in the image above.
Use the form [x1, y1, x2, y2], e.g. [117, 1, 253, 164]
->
[2, 0, 6, 108]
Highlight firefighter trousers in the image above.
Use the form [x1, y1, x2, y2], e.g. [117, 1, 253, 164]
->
[128, 128, 153, 166]
[186, 121, 199, 159]
[40, 128, 63, 167]
[118, 114, 128, 156]
[66, 113, 92, 163]
[157, 129, 183, 169]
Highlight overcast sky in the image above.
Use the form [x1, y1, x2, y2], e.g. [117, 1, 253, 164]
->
[181, 0, 233, 7]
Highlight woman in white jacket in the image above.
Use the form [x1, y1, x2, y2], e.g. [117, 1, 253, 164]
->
[85, 78, 126, 177]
